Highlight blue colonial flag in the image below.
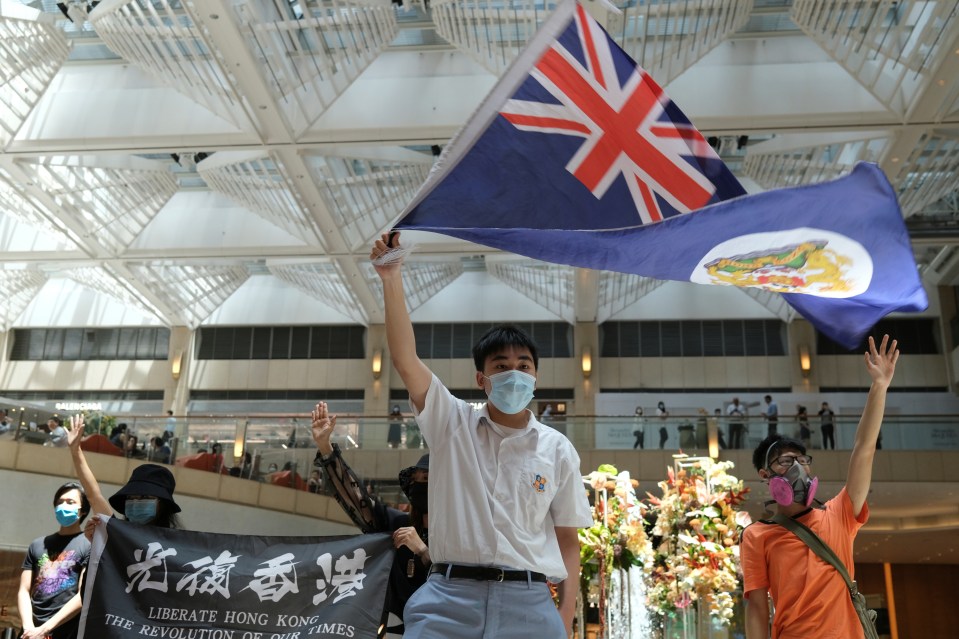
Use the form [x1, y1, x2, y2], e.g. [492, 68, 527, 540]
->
[393, 0, 927, 348]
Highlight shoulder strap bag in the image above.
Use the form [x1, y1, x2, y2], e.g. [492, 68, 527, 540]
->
[771, 514, 879, 639]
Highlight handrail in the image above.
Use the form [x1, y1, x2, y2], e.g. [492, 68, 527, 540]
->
[6, 412, 956, 504]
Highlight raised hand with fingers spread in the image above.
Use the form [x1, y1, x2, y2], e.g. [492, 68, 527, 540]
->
[66, 414, 85, 450]
[864, 334, 898, 389]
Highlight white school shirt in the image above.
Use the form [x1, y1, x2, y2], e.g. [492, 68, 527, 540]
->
[411, 375, 593, 581]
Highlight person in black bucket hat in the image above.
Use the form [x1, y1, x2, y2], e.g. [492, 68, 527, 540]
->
[398, 453, 430, 514]
[66, 415, 182, 534]
[311, 401, 429, 639]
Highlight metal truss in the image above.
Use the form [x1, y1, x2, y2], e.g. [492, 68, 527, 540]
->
[486, 258, 574, 322]
[0, 166, 67, 239]
[0, 3, 71, 148]
[362, 259, 464, 314]
[305, 148, 433, 251]
[230, 0, 398, 133]
[126, 263, 250, 327]
[18, 156, 179, 255]
[198, 152, 323, 245]
[738, 286, 799, 324]
[431, 0, 750, 81]
[742, 133, 890, 189]
[62, 265, 164, 320]
[791, 0, 959, 117]
[894, 132, 959, 217]
[608, 0, 753, 87]
[430, 0, 560, 74]
[0, 267, 47, 330]
[268, 261, 369, 324]
[596, 271, 663, 323]
[89, 0, 246, 125]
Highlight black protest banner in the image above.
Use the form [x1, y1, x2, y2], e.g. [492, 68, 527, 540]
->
[79, 518, 393, 639]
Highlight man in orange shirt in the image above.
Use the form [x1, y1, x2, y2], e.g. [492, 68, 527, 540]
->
[741, 335, 898, 639]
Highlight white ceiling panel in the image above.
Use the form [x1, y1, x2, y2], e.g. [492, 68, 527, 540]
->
[0, 0, 956, 326]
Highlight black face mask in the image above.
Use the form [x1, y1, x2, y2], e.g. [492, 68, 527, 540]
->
[407, 482, 428, 513]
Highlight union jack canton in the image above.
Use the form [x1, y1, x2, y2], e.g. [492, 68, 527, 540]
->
[499, 3, 730, 224]
[396, 0, 743, 234]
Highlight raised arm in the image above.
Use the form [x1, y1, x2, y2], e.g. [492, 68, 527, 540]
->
[66, 415, 114, 517]
[370, 232, 432, 412]
[311, 402, 382, 533]
[846, 335, 898, 516]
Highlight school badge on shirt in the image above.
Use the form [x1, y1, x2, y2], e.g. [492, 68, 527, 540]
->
[532, 474, 548, 493]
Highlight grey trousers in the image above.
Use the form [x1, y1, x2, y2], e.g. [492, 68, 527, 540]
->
[403, 571, 566, 639]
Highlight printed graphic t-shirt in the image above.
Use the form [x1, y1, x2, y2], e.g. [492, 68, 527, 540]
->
[22, 532, 91, 636]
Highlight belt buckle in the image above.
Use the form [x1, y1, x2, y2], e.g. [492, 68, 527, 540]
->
[494, 568, 505, 582]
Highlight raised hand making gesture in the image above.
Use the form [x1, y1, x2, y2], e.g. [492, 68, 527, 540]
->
[310, 402, 337, 457]
[66, 414, 85, 450]
[846, 333, 899, 516]
[864, 334, 898, 389]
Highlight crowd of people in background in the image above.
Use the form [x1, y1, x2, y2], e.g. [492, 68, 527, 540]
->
[4, 393, 850, 473]
[631, 395, 844, 450]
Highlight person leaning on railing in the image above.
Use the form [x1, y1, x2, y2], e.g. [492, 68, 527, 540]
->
[310, 401, 430, 639]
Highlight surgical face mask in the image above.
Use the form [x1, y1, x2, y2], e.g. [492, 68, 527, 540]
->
[55, 504, 81, 527]
[767, 460, 819, 507]
[484, 370, 536, 415]
[407, 482, 428, 513]
[125, 498, 159, 524]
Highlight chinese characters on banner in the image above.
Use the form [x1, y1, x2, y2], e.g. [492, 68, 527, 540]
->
[79, 518, 394, 639]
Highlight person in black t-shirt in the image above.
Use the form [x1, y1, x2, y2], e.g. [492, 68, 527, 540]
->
[18, 482, 91, 639]
[311, 401, 429, 638]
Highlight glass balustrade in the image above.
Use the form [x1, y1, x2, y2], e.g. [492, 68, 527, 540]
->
[5, 411, 957, 499]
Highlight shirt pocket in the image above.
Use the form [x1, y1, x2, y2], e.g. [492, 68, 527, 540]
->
[517, 462, 559, 530]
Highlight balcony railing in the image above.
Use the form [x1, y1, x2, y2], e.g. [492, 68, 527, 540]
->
[3, 410, 957, 510]
[7, 411, 956, 460]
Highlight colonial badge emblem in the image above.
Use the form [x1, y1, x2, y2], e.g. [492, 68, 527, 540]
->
[690, 229, 873, 298]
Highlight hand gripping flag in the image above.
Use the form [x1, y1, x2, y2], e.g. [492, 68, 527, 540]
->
[393, 0, 927, 348]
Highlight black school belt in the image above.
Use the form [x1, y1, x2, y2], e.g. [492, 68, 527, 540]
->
[430, 563, 548, 583]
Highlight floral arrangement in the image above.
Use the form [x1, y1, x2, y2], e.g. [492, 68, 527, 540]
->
[578, 458, 750, 635]
[578, 464, 653, 637]
[579, 464, 652, 582]
[645, 458, 751, 623]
